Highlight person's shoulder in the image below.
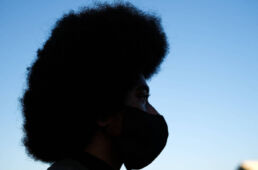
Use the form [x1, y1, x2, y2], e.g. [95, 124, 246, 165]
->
[47, 158, 88, 170]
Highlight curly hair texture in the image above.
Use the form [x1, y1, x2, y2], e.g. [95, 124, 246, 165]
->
[21, 2, 168, 163]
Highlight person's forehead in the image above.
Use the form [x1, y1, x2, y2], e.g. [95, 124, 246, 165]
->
[135, 75, 149, 93]
[138, 75, 147, 86]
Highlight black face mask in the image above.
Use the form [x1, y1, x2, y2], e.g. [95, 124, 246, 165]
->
[114, 106, 169, 170]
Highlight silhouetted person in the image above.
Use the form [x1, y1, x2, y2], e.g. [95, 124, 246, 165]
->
[21, 2, 169, 170]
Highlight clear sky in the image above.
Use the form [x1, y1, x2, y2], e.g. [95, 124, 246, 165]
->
[0, 0, 257, 170]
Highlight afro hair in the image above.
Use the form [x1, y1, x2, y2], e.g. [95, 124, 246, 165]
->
[21, 2, 168, 163]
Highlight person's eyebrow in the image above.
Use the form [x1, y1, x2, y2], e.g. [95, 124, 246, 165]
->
[136, 84, 150, 94]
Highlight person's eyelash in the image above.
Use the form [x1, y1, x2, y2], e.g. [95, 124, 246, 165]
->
[138, 94, 150, 100]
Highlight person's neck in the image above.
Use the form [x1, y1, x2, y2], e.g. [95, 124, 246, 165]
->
[84, 130, 122, 170]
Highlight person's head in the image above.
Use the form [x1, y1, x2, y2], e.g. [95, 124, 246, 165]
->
[21, 2, 168, 164]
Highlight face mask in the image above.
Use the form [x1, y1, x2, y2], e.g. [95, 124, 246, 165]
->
[114, 106, 169, 170]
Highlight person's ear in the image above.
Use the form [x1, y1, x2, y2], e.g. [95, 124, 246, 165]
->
[97, 117, 113, 127]
[96, 113, 123, 136]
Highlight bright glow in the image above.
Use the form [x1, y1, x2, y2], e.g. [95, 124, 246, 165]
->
[241, 161, 258, 170]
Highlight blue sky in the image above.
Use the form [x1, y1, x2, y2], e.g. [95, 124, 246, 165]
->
[0, 0, 257, 170]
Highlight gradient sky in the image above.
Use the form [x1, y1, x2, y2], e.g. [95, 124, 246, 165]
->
[0, 0, 257, 170]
